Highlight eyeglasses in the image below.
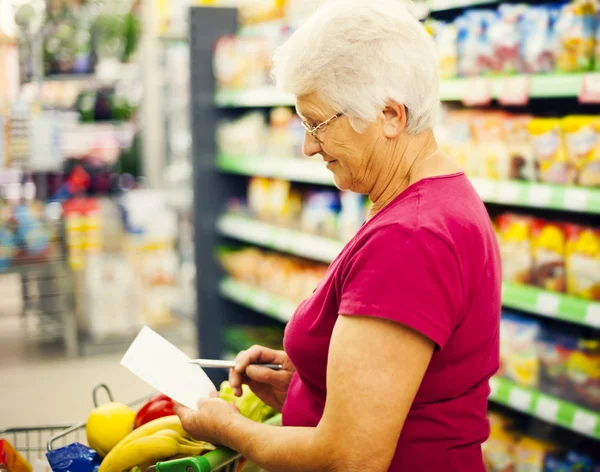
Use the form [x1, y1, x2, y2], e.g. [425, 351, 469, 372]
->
[300, 112, 344, 141]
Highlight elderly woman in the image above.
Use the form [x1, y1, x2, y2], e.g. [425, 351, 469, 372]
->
[177, 0, 501, 470]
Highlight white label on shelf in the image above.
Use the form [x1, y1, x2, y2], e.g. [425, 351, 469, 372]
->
[497, 182, 520, 203]
[536, 396, 559, 423]
[489, 377, 500, 397]
[572, 410, 597, 436]
[564, 188, 589, 211]
[580, 73, 600, 104]
[528, 185, 552, 207]
[462, 78, 492, 106]
[535, 292, 560, 315]
[508, 388, 532, 411]
[471, 178, 495, 201]
[499, 76, 530, 106]
[585, 303, 600, 328]
[253, 291, 272, 313]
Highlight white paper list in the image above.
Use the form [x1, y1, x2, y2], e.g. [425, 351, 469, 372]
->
[121, 326, 216, 410]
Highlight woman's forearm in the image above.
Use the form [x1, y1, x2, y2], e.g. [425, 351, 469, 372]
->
[221, 417, 349, 472]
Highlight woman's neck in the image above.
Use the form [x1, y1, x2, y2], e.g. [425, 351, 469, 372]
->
[367, 130, 456, 219]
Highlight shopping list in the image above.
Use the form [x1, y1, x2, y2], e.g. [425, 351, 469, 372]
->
[121, 326, 216, 410]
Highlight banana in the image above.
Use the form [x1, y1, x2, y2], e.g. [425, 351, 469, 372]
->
[99, 416, 189, 472]
[152, 430, 215, 452]
[99, 436, 181, 472]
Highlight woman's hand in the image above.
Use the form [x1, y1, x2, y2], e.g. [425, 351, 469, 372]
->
[229, 345, 295, 412]
[176, 393, 239, 446]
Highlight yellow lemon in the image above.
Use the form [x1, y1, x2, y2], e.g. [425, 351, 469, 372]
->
[86, 402, 135, 456]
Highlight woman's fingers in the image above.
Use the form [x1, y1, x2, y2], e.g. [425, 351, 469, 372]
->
[246, 364, 293, 389]
[229, 345, 290, 396]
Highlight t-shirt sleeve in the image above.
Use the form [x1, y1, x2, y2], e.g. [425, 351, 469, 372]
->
[338, 224, 463, 350]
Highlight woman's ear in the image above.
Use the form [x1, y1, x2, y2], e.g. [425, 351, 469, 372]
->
[382, 100, 407, 138]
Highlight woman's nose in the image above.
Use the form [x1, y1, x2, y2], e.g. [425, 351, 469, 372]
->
[303, 133, 323, 157]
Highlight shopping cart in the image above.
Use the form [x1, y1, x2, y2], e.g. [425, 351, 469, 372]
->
[1, 384, 280, 472]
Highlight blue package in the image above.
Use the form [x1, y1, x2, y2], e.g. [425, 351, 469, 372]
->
[46, 443, 101, 472]
[544, 455, 571, 472]
[566, 450, 594, 471]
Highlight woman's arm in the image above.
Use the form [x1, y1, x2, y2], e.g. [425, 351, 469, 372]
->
[180, 314, 434, 472]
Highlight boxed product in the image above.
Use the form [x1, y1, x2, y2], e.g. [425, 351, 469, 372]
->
[514, 438, 557, 472]
[504, 115, 536, 181]
[565, 224, 600, 300]
[457, 11, 497, 77]
[430, 20, 458, 79]
[537, 329, 578, 398]
[213, 36, 270, 90]
[488, 4, 526, 74]
[0, 440, 32, 472]
[553, 0, 596, 73]
[567, 338, 600, 410]
[437, 111, 476, 175]
[499, 313, 541, 388]
[496, 214, 533, 284]
[561, 115, 600, 187]
[471, 112, 510, 179]
[521, 6, 557, 74]
[530, 220, 566, 293]
[528, 118, 575, 185]
[300, 190, 341, 238]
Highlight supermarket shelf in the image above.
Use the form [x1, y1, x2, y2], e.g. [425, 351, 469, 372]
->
[217, 155, 600, 214]
[219, 277, 296, 323]
[220, 278, 600, 439]
[440, 74, 585, 101]
[216, 75, 588, 107]
[217, 215, 600, 328]
[502, 282, 600, 329]
[470, 178, 600, 214]
[216, 154, 334, 185]
[214, 87, 295, 108]
[217, 214, 344, 263]
[489, 376, 600, 439]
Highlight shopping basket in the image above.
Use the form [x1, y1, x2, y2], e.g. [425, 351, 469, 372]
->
[1, 384, 280, 472]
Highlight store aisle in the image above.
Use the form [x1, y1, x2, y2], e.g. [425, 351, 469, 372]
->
[0, 316, 196, 427]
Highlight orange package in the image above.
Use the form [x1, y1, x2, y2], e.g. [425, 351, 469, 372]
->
[471, 112, 510, 180]
[496, 214, 534, 284]
[503, 115, 536, 182]
[531, 220, 566, 293]
[565, 224, 600, 300]
[0, 440, 32, 472]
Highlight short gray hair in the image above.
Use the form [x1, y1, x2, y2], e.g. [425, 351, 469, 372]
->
[272, 0, 440, 135]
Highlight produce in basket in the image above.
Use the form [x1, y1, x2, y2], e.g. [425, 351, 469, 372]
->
[134, 394, 176, 429]
[86, 402, 136, 457]
[98, 416, 214, 472]
[220, 381, 277, 423]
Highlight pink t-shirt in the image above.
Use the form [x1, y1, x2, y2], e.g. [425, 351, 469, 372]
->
[282, 172, 501, 471]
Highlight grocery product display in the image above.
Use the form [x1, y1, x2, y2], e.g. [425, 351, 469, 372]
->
[483, 411, 599, 471]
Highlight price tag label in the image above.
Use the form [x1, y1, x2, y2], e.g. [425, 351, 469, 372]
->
[572, 410, 597, 436]
[564, 188, 589, 211]
[528, 185, 552, 208]
[579, 73, 600, 104]
[497, 182, 520, 204]
[489, 377, 500, 398]
[471, 178, 495, 201]
[585, 303, 600, 328]
[536, 396, 559, 423]
[499, 76, 530, 106]
[462, 78, 492, 106]
[536, 292, 560, 315]
[508, 388, 533, 411]
[253, 291, 272, 313]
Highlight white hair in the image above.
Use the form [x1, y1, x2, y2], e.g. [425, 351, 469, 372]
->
[272, 0, 440, 135]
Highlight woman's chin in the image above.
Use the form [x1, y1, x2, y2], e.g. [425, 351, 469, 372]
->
[332, 174, 351, 191]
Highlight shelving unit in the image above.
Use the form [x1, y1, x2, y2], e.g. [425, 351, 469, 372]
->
[216, 154, 600, 214]
[214, 73, 598, 107]
[192, 5, 600, 441]
[216, 214, 600, 328]
[218, 276, 600, 440]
